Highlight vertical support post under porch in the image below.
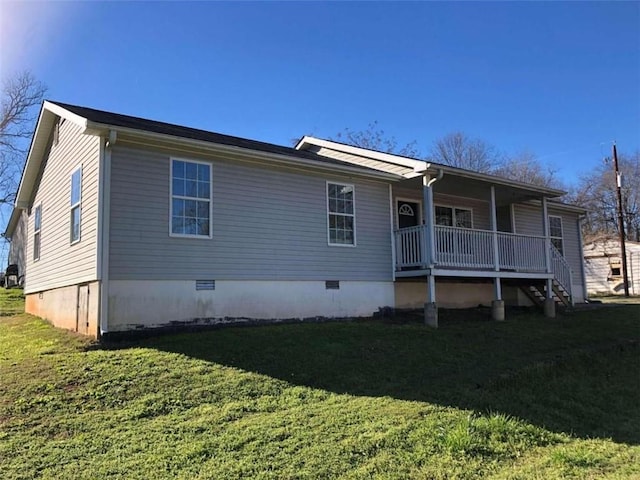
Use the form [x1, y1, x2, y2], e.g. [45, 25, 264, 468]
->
[425, 274, 438, 328]
[541, 197, 556, 318]
[490, 186, 505, 321]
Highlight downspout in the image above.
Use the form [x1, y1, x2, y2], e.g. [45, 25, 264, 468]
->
[576, 214, 588, 302]
[423, 169, 444, 267]
[389, 184, 396, 281]
[98, 130, 115, 337]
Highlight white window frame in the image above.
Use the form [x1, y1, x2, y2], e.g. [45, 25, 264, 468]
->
[326, 181, 356, 247]
[395, 198, 423, 228]
[33, 204, 42, 261]
[169, 157, 213, 239]
[70, 167, 82, 244]
[434, 204, 474, 229]
[549, 215, 564, 255]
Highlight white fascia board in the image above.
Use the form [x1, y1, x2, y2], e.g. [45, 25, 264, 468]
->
[43, 101, 89, 131]
[296, 136, 427, 170]
[296, 136, 566, 198]
[15, 102, 96, 208]
[87, 124, 403, 182]
[3, 208, 23, 238]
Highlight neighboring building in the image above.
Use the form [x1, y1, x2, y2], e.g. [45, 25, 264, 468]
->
[584, 239, 640, 296]
[4, 101, 587, 338]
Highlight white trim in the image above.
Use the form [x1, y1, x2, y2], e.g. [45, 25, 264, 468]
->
[549, 214, 564, 254]
[396, 268, 554, 280]
[395, 197, 423, 229]
[510, 203, 517, 234]
[70, 166, 82, 245]
[326, 181, 356, 247]
[296, 136, 425, 170]
[98, 134, 113, 335]
[389, 185, 396, 281]
[33, 203, 42, 262]
[169, 157, 213, 239]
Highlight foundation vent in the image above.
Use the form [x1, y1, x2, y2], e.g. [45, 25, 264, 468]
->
[196, 280, 216, 291]
[325, 280, 340, 290]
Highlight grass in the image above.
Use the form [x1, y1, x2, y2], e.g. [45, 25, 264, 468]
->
[0, 292, 639, 479]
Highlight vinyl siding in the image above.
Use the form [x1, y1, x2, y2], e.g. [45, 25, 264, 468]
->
[24, 119, 101, 293]
[108, 144, 393, 281]
[513, 203, 585, 290]
[8, 211, 27, 277]
[584, 241, 640, 295]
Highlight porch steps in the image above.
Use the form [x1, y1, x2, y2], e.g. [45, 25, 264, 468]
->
[522, 281, 571, 308]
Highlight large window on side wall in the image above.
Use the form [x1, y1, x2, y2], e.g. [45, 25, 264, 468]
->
[170, 158, 211, 237]
[70, 167, 82, 244]
[549, 215, 563, 254]
[327, 182, 355, 246]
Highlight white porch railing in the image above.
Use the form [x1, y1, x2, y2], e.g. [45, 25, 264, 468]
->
[550, 244, 573, 301]
[395, 226, 549, 272]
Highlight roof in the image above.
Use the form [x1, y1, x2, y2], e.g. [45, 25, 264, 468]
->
[49, 101, 387, 172]
[296, 136, 567, 198]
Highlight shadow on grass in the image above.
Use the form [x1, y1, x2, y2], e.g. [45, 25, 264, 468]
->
[133, 306, 640, 445]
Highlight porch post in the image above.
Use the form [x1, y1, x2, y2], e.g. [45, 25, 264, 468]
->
[423, 175, 436, 267]
[542, 196, 556, 318]
[490, 185, 505, 321]
[423, 173, 438, 327]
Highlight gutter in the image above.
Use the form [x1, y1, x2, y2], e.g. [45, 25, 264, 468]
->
[85, 122, 403, 182]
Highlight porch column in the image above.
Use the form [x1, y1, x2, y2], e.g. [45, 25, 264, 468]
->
[490, 185, 505, 321]
[422, 175, 436, 267]
[542, 197, 556, 318]
[423, 173, 438, 327]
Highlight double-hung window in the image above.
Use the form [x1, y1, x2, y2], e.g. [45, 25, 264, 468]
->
[549, 215, 563, 255]
[435, 205, 473, 228]
[33, 205, 42, 261]
[171, 159, 211, 237]
[327, 182, 355, 246]
[70, 168, 82, 243]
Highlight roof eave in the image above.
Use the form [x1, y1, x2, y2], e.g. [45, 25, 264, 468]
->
[88, 122, 403, 182]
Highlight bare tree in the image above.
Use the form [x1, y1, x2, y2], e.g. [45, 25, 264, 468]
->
[332, 121, 422, 158]
[429, 131, 501, 173]
[572, 151, 640, 243]
[0, 72, 47, 205]
[493, 150, 563, 189]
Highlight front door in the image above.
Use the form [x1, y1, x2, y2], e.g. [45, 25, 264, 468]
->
[396, 200, 422, 268]
[397, 200, 420, 229]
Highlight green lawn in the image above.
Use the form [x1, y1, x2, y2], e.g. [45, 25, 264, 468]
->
[1, 292, 639, 479]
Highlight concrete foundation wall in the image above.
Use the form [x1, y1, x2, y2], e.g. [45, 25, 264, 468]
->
[107, 280, 395, 332]
[395, 280, 540, 309]
[25, 281, 100, 338]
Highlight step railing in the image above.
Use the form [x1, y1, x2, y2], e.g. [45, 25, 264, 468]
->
[550, 244, 573, 304]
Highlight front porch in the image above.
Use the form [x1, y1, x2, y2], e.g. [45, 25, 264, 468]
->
[390, 171, 574, 326]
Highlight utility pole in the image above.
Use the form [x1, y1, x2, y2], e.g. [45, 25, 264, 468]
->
[613, 143, 630, 297]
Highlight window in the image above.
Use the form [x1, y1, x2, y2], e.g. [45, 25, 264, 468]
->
[609, 260, 622, 279]
[70, 168, 82, 243]
[435, 205, 473, 228]
[549, 215, 563, 254]
[327, 182, 355, 246]
[33, 205, 42, 261]
[171, 159, 211, 237]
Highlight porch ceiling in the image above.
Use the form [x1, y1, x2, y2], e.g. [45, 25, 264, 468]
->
[398, 175, 555, 205]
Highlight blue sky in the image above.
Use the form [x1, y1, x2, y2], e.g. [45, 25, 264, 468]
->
[2, 1, 639, 185]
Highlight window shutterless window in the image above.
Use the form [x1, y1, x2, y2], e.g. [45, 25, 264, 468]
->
[33, 205, 42, 261]
[70, 168, 82, 243]
[327, 182, 355, 246]
[435, 205, 473, 228]
[549, 215, 563, 255]
[170, 159, 211, 237]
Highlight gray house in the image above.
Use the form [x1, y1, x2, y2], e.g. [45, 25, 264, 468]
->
[4, 101, 587, 337]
